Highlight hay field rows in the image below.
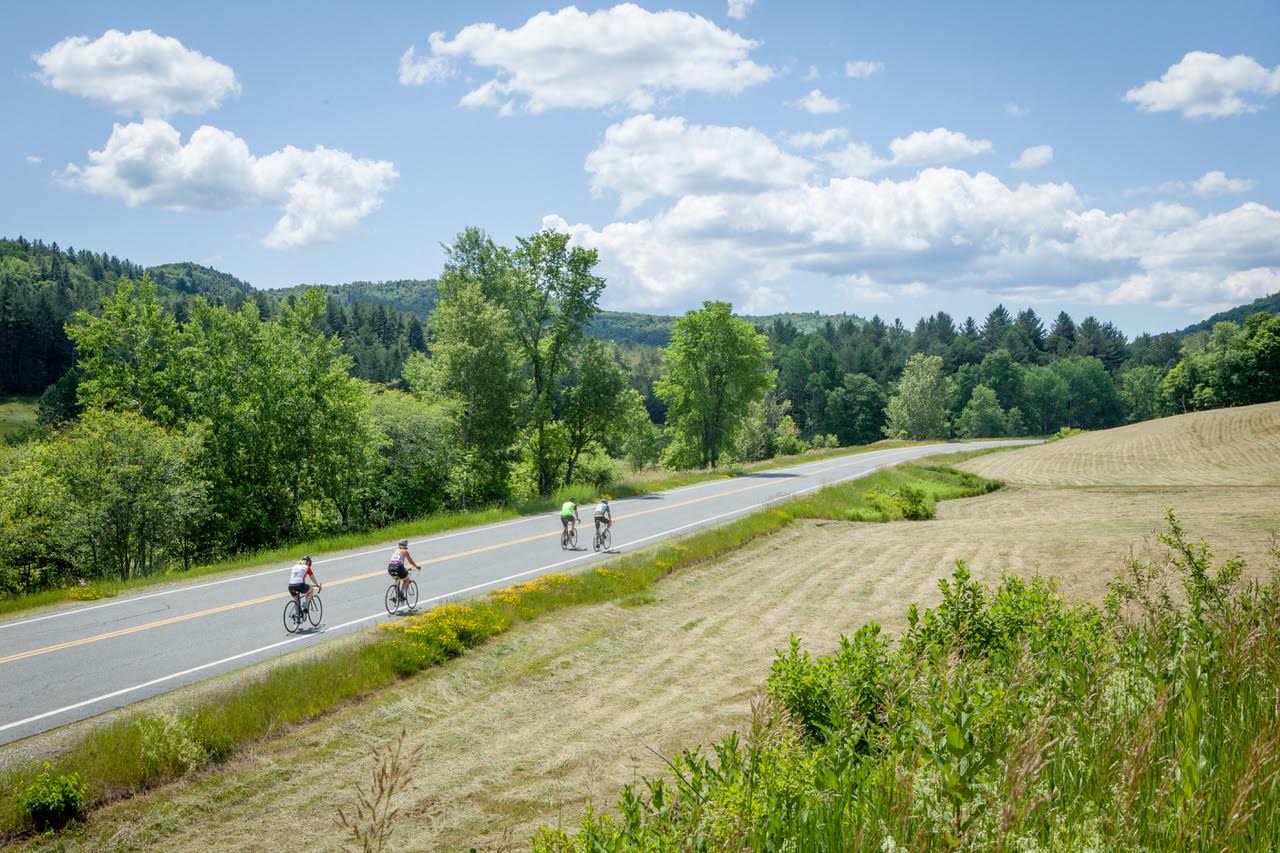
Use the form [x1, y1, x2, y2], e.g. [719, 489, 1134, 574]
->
[23, 405, 1280, 851]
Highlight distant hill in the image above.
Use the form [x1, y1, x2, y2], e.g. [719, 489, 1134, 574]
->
[1177, 290, 1280, 337]
[275, 279, 441, 318]
[147, 262, 254, 305]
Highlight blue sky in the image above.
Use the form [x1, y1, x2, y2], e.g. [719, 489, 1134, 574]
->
[3, 1, 1279, 334]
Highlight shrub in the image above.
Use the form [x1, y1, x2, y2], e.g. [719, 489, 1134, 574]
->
[20, 766, 87, 831]
[138, 713, 209, 779]
[1047, 426, 1085, 442]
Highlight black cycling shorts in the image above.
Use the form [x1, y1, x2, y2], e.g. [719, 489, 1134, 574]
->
[388, 564, 408, 579]
[288, 582, 310, 594]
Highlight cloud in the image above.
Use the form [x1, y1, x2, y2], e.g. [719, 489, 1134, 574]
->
[1011, 144, 1054, 170]
[585, 114, 812, 212]
[543, 156, 1280, 316]
[888, 127, 992, 165]
[1004, 102, 1028, 118]
[1191, 170, 1256, 196]
[25, 155, 43, 166]
[790, 88, 844, 114]
[781, 128, 847, 149]
[398, 46, 453, 85]
[419, 4, 772, 112]
[34, 29, 239, 117]
[821, 143, 887, 177]
[844, 60, 884, 78]
[802, 65, 820, 81]
[1124, 51, 1280, 118]
[726, 0, 756, 20]
[63, 119, 397, 249]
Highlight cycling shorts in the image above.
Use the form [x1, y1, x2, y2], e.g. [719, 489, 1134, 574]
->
[288, 582, 310, 594]
[388, 564, 408, 579]
[561, 516, 574, 528]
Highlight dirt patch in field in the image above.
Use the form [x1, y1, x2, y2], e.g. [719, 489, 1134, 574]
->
[34, 474, 1280, 851]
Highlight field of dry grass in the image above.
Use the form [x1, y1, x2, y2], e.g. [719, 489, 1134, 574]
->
[24, 405, 1280, 851]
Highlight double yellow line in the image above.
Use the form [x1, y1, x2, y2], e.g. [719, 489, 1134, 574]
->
[1, 463, 845, 667]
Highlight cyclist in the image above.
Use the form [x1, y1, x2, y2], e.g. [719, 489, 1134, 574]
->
[593, 496, 612, 538]
[560, 497, 581, 540]
[288, 556, 321, 613]
[388, 539, 419, 602]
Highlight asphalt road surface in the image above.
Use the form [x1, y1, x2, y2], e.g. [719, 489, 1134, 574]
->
[0, 440, 1031, 745]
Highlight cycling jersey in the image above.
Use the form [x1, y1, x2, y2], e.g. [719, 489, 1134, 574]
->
[594, 502, 609, 516]
[289, 563, 313, 585]
[388, 548, 405, 567]
[560, 501, 577, 518]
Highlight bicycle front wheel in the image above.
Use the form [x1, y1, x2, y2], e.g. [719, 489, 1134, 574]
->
[307, 595, 323, 627]
[405, 580, 418, 609]
[283, 599, 300, 634]
[385, 584, 399, 614]
[569, 527, 579, 549]
[602, 528, 611, 551]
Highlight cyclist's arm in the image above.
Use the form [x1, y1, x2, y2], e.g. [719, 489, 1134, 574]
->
[308, 568, 321, 590]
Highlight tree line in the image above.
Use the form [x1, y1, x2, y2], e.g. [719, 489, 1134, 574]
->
[2, 229, 1277, 597]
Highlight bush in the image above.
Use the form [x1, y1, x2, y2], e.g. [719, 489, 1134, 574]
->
[20, 766, 87, 831]
[1047, 425, 1085, 442]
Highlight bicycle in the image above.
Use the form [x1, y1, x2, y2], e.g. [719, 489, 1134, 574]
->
[592, 522, 612, 552]
[283, 592, 323, 633]
[385, 569, 419, 614]
[560, 522, 579, 551]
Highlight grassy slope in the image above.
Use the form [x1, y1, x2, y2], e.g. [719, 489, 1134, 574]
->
[0, 397, 37, 439]
[0, 440, 920, 621]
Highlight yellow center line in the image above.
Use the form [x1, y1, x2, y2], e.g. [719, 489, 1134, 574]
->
[0, 459, 858, 667]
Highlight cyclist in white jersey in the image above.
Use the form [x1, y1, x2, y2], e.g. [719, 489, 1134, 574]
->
[287, 556, 321, 611]
[388, 539, 419, 601]
[593, 497, 612, 536]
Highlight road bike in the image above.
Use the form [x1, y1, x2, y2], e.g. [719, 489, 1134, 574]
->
[592, 522, 612, 552]
[283, 592, 323, 633]
[561, 522, 579, 551]
[385, 570, 419, 614]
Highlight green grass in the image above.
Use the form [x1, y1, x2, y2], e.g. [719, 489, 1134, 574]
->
[0, 397, 37, 439]
[534, 513, 1280, 851]
[0, 440, 924, 622]
[0, 457, 995, 840]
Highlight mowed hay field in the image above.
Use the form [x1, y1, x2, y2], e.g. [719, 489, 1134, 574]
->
[27, 406, 1280, 852]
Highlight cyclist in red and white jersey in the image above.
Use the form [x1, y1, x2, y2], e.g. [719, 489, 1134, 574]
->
[288, 556, 321, 612]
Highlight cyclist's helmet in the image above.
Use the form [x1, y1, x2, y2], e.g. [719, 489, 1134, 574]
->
[302, 555, 312, 565]
[398, 539, 408, 547]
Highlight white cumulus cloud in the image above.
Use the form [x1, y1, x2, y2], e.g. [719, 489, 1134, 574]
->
[821, 143, 887, 177]
[1124, 51, 1280, 118]
[25, 155, 43, 166]
[781, 128, 847, 149]
[63, 119, 397, 249]
[586, 114, 812, 212]
[726, 0, 756, 20]
[1192, 170, 1257, 195]
[398, 46, 453, 85]
[790, 88, 844, 114]
[1004, 102, 1029, 118]
[418, 4, 772, 112]
[1011, 144, 1054, 170]
[844, 60, 884, 78]
[888, 127, 992, 165]
[34, 29, 239, 117]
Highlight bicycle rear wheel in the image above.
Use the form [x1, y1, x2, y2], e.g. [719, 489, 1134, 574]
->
[307, 595, 323, 627]
[385, 584, 400, 614]
[283, 599, 301, 634]
[405, 580, 418, 609]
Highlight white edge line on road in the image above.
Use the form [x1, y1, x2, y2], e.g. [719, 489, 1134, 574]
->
[0, 445, 946, 632]
[0, 446, 946, 736]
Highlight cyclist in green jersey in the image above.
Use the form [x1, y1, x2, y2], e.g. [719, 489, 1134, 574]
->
[560, 498, 580, 537]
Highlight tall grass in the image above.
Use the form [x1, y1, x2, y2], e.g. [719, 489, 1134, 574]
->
[0, 441, 921, 621]
[533, 513, 1280, 851]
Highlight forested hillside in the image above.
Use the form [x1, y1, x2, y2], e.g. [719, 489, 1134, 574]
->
[1177, 289, 1280, 337]
[2, 229, 1278, 600]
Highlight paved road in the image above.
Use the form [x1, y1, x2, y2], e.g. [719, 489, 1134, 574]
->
[0, 440, 1030, 745]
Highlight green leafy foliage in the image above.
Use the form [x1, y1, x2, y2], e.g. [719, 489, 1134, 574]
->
[19, 766, 87, 832]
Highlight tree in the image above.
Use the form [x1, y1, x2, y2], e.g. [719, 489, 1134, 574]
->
[46, 411, 207, 580]
[66, 274, 184, 425]
[980, 305, 1013, 352]
[733, 392, 792, 462]
[1022, 365, 1070, 433]
[559, 339, 631, 485]
[1120, 366, 1167, 423]
[883, 354, 951, 439]
[504, 230, 606, 494]
[657, 301, 774, 468]
[364, 390, 456, 520]
[1052, 356, 1124, 428]
[978, 348, 1024, 410]
[1045, 312, 1077, 357]
[824, 373, 886, 445]
[956, 384, 1006, 438]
